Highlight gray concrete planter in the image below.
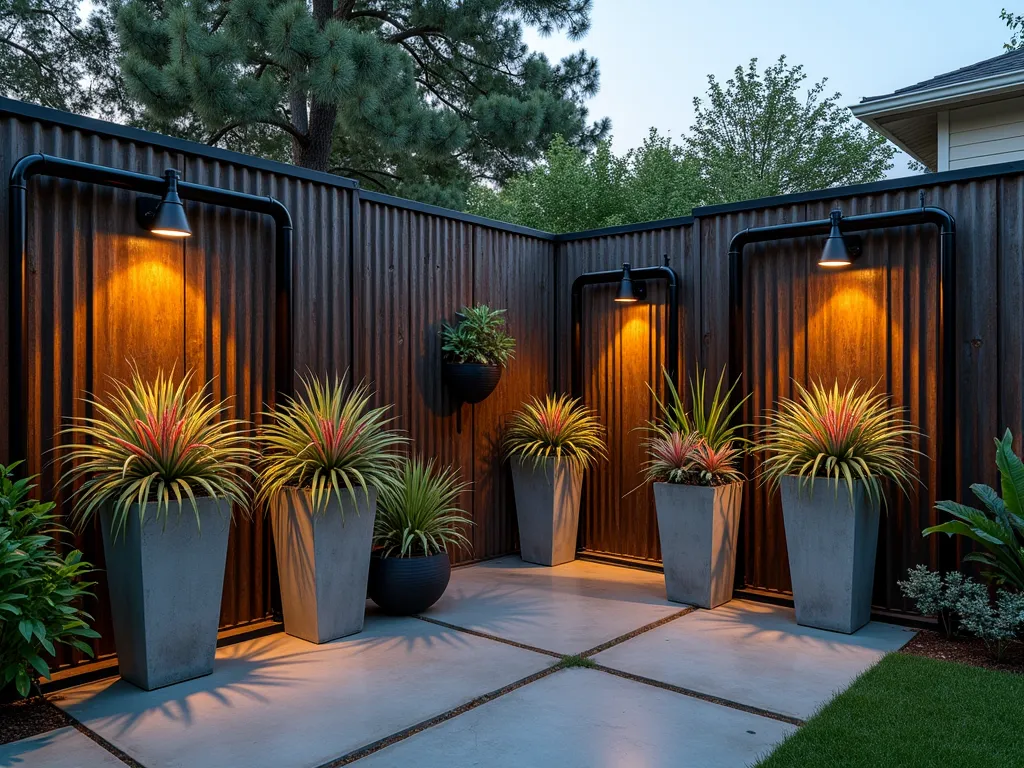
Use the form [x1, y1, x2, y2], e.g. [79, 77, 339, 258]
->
[99, 498, 231, 691]
[654, 481, 742, 609]
[271, 487, 377, 644]
[780, 475, 880, 634]
[510, 456, 583, 566]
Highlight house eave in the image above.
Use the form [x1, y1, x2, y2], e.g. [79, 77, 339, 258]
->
[850, 69, 1024, 119]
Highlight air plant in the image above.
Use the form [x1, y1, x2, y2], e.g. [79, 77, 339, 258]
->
[257, 372, 406, 515]
[374, 458, 473, 558]
[651, 366, 749, 450]
[504, 394, 607, 474]
[692, 441, 744, 486]
[758, 379, 922, 508]
[60, 366, 254, 536]
[642, 429, 702, 485]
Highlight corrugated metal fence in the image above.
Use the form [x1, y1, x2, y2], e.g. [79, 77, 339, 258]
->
[1, 96, 1021, 676]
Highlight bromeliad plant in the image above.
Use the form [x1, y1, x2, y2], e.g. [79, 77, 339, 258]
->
[440, 304, 516, 366]
[374, 458, 473, 558]
[257, 372, 407, 514]
[924, 430, 1024, 592]
[60, 367, 255, 536]
[504, 394, 607, 473]
[642, 367, 747, 487]
[758, 379, 921, 508]
[1, 464, 100, 698]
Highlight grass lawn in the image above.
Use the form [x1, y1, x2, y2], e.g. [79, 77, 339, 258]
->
[756, 652, 1024, 768]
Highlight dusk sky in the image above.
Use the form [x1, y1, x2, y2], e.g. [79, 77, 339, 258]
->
[525, 1, 1016, 175]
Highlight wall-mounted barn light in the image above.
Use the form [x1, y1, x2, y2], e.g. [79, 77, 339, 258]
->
[818, 209, 861, 268]
[136, 169, 192, 238]
[613, 262, 647, 302]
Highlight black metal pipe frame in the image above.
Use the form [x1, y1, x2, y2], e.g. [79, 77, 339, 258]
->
[570, 265, 680, 398]
[8, 153, 294, 461]
[728, 205, 957, 521]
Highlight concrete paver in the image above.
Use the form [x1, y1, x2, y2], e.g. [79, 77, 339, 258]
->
[594, 599, 916, 720]
[53, 614, 551, 768]
[427, 556, 680, 653]
[0, 726, 126, 768]
[353, 668, 795, 768]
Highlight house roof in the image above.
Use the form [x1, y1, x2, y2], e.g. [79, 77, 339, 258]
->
[851, 47, 1024, 170]
[861, 47, 1024, 104]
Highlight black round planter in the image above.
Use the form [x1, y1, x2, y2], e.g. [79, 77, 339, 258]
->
[368, 552, 451, 615]
[442, 362, 501, 404]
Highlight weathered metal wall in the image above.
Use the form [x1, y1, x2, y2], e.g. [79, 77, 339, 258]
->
[565, 175, 1023, 615]
[0, 102, 553, 674]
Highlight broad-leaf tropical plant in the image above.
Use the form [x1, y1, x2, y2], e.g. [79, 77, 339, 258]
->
[504, 394, 607, 474]
[257, 372, 406, 515]
[440, 305, 516, 367]
[758, 379, 922, 508]
[374, 458, 473, 558]
[0, 463, 100, 698]
[60, 366, 255, 536]
[924, 429, 1024, 592]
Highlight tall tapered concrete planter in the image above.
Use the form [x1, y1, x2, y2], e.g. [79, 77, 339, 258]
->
[780, 476, 880, 634]
[510, 457, 582, 566]
[654, 481, 742, 609]
[100, 498, 231, 691]
[271, 487, 377, 643]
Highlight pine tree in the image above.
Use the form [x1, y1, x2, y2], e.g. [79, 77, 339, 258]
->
[115, 0, 608, 207]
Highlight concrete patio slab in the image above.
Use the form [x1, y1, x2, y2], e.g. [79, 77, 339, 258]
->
[354, 667, 795, 768]
[594, 599, 916, 721]
[0, 726, 126, 767]
[52, 614, 550, 768]
[426, 556, 680, 653]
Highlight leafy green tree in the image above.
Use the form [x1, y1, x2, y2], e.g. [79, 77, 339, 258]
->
[114, 0, 608, 207]
[686, 56, 896, 204]
[0, 0, 124, 117]
[468, 129, 702, 233]
[1002, 8, 1024, 50]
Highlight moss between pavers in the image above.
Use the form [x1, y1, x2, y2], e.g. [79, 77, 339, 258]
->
[755, 653, 1024, 768]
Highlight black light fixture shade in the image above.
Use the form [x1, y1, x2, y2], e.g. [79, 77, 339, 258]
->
[819, 209, 851, 268]
[138, 169, 192, 238]
[615, 262, 638, 302]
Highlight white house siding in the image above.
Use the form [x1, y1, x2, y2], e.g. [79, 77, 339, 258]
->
[946, 96, 1024, 170]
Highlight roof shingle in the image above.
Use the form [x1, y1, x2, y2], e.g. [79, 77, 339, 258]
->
[861, 47, 1024, 103]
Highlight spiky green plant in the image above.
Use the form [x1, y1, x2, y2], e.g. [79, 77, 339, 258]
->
[692, 441, 744, 486]
[257, 373, 406, 515]
[651, 366, 750, 450]
[440, 305, 516, 367]
[758, 379, 922, 508]
[374, 458, 473, 558]
[924, 430, 1024, 592]
[504, 394, 607, 473]
[60, 367, 255, 536]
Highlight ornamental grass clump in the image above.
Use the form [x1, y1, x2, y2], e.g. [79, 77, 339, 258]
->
[60, 367, 255, 536]
[758, 379, 921, 508]
[440, 304, 516, 366]
[257, 372, 406, 514]
[374, 458, 473, 558]
[504, 394, 607, 473]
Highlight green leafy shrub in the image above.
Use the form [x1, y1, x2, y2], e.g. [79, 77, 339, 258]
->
[924, 429, 1024, 591]
[898, 565, 971, 638]
[374, 458, 472, 558]
[1, 464, 100, 698]
[258, 373, 407, 515]
[758, 379, 921, 508]
[504, 394, 607, 473]
[440, 305, 516, 367]
[60, 366, 255, 535]
[956, 581, 1024, 661]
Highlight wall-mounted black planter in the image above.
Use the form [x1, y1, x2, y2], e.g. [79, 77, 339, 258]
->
[442, 362, 502, 404]
[368, 552, 452, 615]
